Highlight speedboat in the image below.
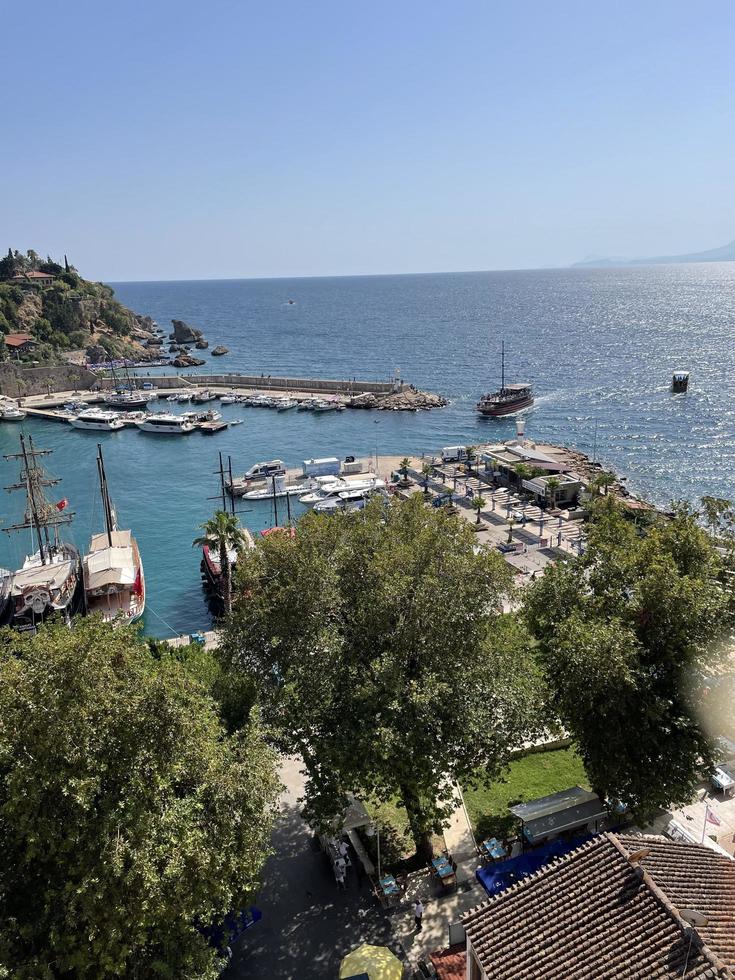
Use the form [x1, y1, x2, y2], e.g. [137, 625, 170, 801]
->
[242, 475, 313, 500]
[0, 404, 27, 420]
[192, 389, 216, 403]
[70, 408, 125, 431]
[219, 392, 239, 404]
[135, 412, 195, 434]
[64, 400, 88, 413]
[313, 400, 344, 413]
[277, 399, 298, 411]
[313, 486, 385, 513]
[297, 399, 318, 411]
[176, 392, 192, 402]
[166, 394, 179, 402]
[301, 476, 385, 506]
[182, 409, 222, 423]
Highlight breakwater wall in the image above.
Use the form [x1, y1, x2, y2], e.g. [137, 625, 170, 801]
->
[94, 373, 406, 395]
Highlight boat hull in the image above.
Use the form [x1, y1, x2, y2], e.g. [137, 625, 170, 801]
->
[477, 395, 534, 417]
[70, 419, 125, 431]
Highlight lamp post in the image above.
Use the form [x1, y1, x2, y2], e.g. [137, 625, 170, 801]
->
[366, 822, 382, 880]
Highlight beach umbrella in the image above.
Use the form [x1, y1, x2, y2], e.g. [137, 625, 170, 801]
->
[339, 943, 403, 980]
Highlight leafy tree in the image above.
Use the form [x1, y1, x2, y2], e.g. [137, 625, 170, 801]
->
[545, 476, 560, 509]
[421, 462, 433, 497]
[0, 617, 279, 980]
[589, 470, 616, 496]
[0, 248, 16, 280]
[523, 497, 733, 820]
[472, 494, 486, 524]
[193, 510, 249, 616]
[398, 457, 412, 484]
[220, 496, 540, 860]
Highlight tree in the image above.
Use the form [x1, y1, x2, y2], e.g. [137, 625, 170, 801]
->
[507, 517, 516, 543]
[465, 445, 478, 473]
[589, 470, 616, 496]
[472, 494, 486, 524]
[193, 510, 248, 616]
[421, 462, 433, 497]
[398, 457, 412, 485]
[523, 497, 733, 820]
[220, 496, 540, 861]
[0, 617, 279, 980]
[545, 476, 560, 509]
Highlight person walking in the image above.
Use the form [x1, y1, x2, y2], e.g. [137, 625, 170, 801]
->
[413, 899, 424, 932]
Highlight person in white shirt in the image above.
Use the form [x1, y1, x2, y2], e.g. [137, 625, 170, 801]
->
[413, 899, 424, 931]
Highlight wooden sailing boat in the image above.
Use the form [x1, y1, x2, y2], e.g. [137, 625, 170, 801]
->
[2, 434, 85, 632]
[82, 444, 145, 624]
[476, 341, 534, 417]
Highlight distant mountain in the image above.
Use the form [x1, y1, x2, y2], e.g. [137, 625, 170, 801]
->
[573, 239, 735, 268]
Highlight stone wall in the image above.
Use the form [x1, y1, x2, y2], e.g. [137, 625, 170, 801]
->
[0, 363, 98, 398]
[93, 373, 405, 395]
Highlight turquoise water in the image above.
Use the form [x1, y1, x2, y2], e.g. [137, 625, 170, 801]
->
[2, 264, 734, 636]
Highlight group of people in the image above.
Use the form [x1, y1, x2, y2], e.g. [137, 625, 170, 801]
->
[333, 837, 352, 889]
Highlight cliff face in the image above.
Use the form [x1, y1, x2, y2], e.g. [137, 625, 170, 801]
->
[0, 251, 161, 364]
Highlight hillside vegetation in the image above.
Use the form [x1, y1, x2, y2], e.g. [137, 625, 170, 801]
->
[0, 249, 152, 364]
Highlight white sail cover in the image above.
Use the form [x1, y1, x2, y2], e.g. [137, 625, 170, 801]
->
[84, 530, 136, 590]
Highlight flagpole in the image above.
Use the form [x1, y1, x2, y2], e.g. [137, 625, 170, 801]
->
[702, 804, 708, 844]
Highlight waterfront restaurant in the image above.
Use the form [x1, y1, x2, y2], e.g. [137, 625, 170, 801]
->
[480, 442, 582, 506]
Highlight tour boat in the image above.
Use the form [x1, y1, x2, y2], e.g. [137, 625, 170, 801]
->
[201, 530, 254, 592]
[3, 434, 85, 632]
[301, 476, 385, 506]
[0, 404, 26, 421]
[476, 342, 534, 417]
[70, 408, 125, 431]
[135, 413, 196, 434]
[82, 445, 145, 624]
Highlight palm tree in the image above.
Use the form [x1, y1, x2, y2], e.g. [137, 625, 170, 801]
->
[421, 463, 433, 497]
[193, 510, 247, 616]
[399, 457, 412, 485]
[591, 470, 616, 496]
[545, 476, 560, 510]
[507, 517, 516, 544]
[472, 495, 486, 525]
[465, 445, 478, 474]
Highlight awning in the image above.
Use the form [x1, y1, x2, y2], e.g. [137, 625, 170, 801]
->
[83, 546, 136, 589]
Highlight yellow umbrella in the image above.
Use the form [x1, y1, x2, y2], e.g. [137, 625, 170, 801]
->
[339, 943, 403, 980]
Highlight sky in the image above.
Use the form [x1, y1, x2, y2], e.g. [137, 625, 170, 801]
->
[3, 1, 734, 281]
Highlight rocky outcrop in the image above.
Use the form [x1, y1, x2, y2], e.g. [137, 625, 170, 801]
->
[211, 345, 229, 356]
[170, 319, 204, 344]
[349, 387, 447, 411]
[195, 339, 209, 350]
[172, 353, 206, 368]
[85, 344, 108, 365]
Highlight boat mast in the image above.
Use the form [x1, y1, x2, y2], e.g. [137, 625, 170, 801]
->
[501, 340, 506, 392]
[96, 444, 115, 546]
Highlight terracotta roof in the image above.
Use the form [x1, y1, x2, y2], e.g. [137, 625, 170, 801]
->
[3, 333, 34, 347]
[462, 831, 735, 979]
[431, 946, 467, 980]
[11, 270, 53, 280]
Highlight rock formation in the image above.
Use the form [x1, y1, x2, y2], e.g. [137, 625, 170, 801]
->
[195, 339, 209, 350]
[211, 345, 229, 356]
[170, 319, 204, 344]
[172, 353, 206, 368]
[349, 388, 447, 411]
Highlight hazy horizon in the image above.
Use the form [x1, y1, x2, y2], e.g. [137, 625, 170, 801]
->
[5, 1, 735, 282]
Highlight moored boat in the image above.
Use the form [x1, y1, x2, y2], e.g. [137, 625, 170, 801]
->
[301, 476, 385, 506]
[0, 404, 26, 420]
[2, 434, 85, 632]
[192, 389, 216, 403]
[82, 445, 145, 624]
[70, 408, 125, 431]
[135, 412, 196, 434]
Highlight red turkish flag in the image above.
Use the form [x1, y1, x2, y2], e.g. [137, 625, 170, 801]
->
[55, 498, 68, 511]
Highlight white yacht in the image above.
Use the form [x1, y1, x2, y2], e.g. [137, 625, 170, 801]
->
[242, 475, 313, 500]
[301, 476, 385, 506]
[220, 392, 239, 404]
[0, 404, 26, 421]
[70, 408, 125, 431]
[313, 400, 344, 413]
[277, 398, 299, 411]
[313, 485, 386, 513]
[135, 412, 195, 434]
[192, 389, 216, 403]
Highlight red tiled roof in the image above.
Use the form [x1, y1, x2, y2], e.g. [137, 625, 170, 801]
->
[462, 831, 735, 979]
[11, 270, 53, 280]
[3, 333, 34, 347]
[431, 945, 467, 980]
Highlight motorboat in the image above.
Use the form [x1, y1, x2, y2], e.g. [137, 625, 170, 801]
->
[192, 389, 216, 403]
[476, 342, 534, 417]
[135, 412, 195, 434]
[63, 400, 88, 413]
[182, 409, 222, 423]
[277, 399, 299, 411]
[313, 486, 386, 513]
[226, 459, 286, 495]
[313, 400, 344, 413]
[0, 404, 27, 421]
[242, 475, 313, 500]
[2, 434, 85, 632]
[297, 399, 318, 411]
[176, 392, 192, 402]
[166, 394, 180, 402]
[70, 408, 125, 431]
[219, 392, 239, 404]
[83, 445, 145, 624]
[301, 476, 385, 506]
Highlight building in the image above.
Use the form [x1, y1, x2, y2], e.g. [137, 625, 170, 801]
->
[2, 333, 36, 356]
[8, 270, 55, 287]
[481, 441, 582, 507]
[459, 832, 735, 979]
[508, 786, 608, 847]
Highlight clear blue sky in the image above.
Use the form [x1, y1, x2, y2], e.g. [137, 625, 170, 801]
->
[4, 1, 734, 281]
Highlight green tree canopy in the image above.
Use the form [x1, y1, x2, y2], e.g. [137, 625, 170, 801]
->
[523, 497, 733, 820]
[0, 618, 279, 979]
[220, 496, 541, 860]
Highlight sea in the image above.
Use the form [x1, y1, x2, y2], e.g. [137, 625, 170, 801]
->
[2, 263, 734, 637]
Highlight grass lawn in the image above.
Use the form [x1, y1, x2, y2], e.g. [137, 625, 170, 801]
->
[463, 747, 590, 842]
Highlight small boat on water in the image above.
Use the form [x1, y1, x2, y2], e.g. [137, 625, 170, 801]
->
[70, 408, 125, 431]
[672, 370, 689, 393]
[242, 475, 313, 500]
[313, 400, 345, 413]
[476, 341, 534, 417]
[105, 390, 153, 410]
[135, 412, 196, 434]
[297, 399, 318, 411]
[219, 392, 239, 404]
[0, 404, 26, 421]
[176, 392, 192, 402]
[82, 445, 145, 624]
[183, 409, 222, 423]
[277, 399, 298, 411]
[2, 434, 86, 632]
[192, 389, 216, 403]
[166, 394, 179, 402]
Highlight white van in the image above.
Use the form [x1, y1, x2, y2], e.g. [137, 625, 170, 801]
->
[441, 446, 467, 463]
[243, 459, 286, 481]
